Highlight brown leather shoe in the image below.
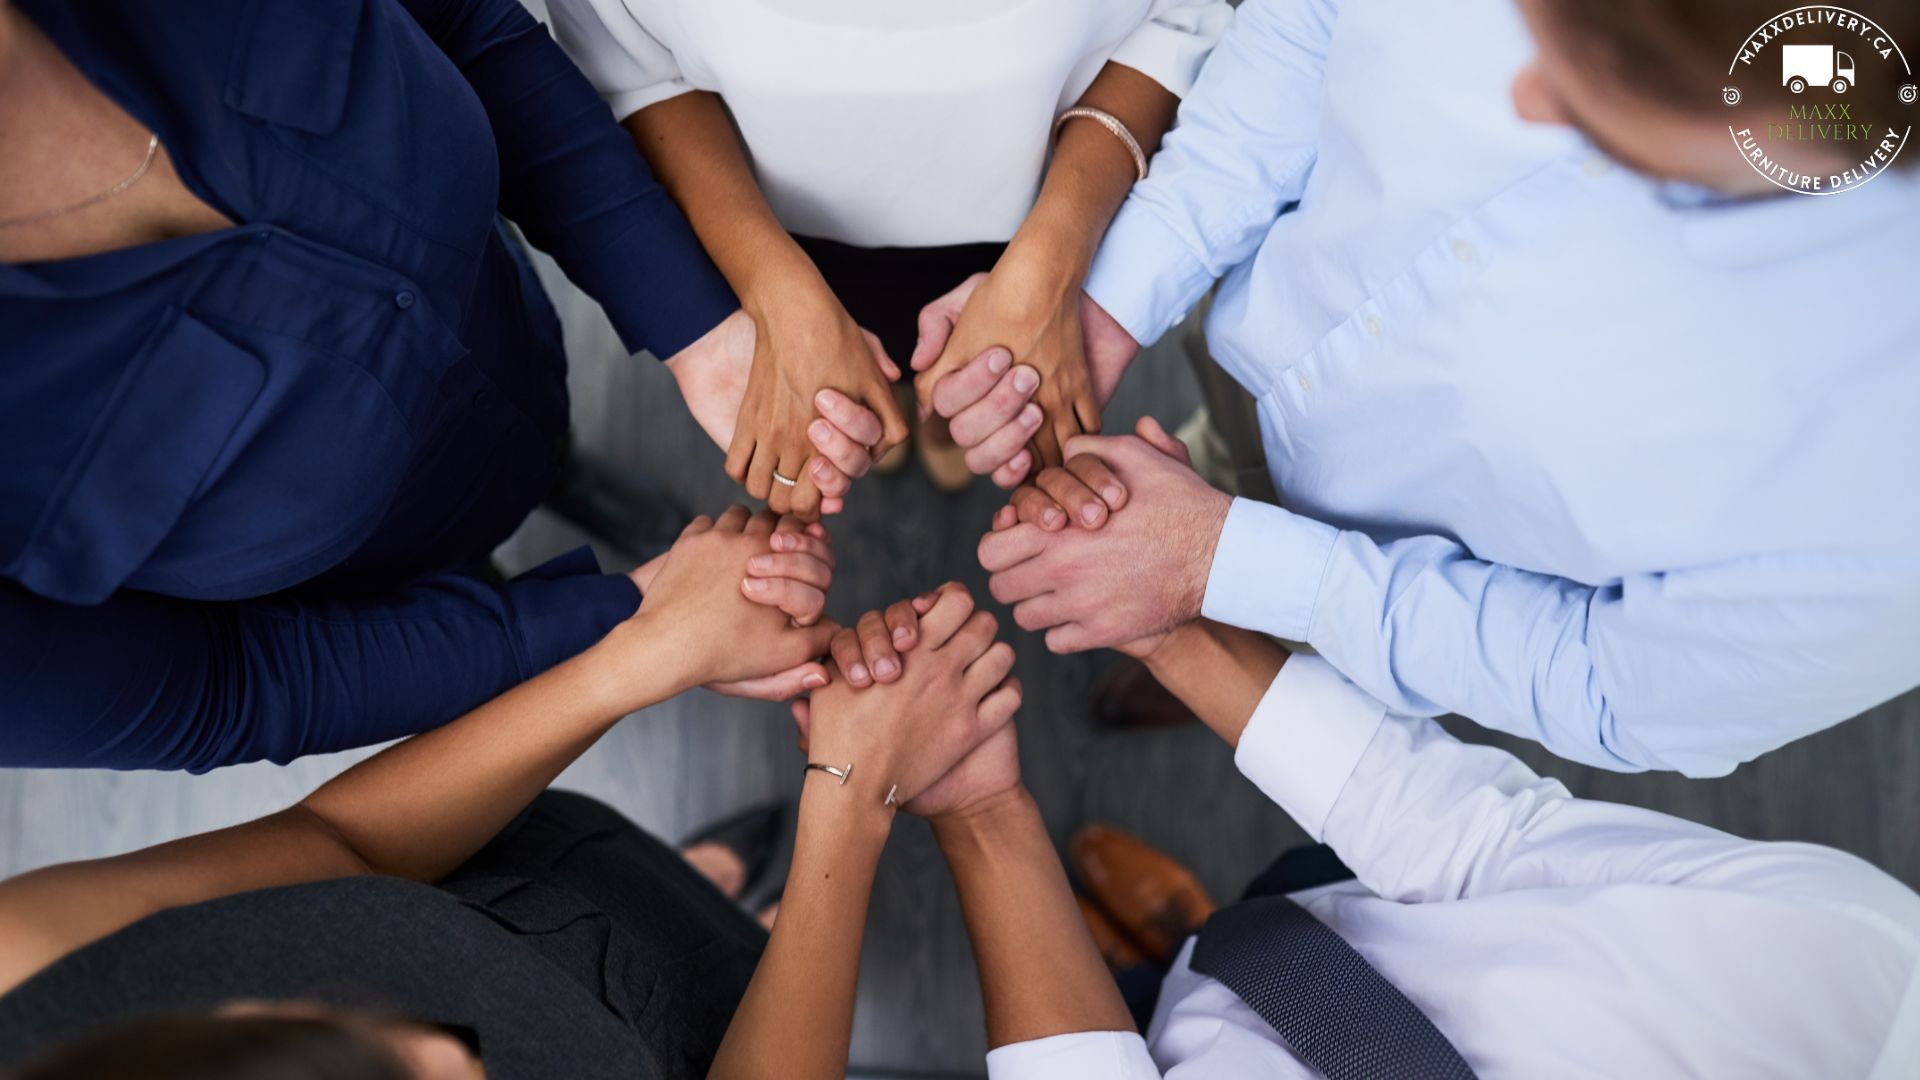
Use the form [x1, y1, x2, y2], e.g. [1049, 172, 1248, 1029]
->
[1072, 825, 1216, 965]
[1076, 894, 1149, 974]
[1092, 659, 1197, 731]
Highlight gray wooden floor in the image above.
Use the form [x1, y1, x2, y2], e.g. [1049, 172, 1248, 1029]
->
[4, 251, 1917, 1077]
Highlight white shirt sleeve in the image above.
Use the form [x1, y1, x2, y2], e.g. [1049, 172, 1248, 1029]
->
[546, 0, 695, 121]
[986, 1031, 1164, 1080]
[1109, 0, 1236, 97]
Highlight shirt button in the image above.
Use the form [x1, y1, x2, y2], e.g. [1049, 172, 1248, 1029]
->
[1583, 155, 1613, 178]
[394, 290, 416, 310]
[1364, 316, 1384, 338]
[1296, 372, 1313, 394]
[1452, 239, 1476, 264]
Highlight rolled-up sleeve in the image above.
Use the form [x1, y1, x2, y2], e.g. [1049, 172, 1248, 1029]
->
[987, 1031, 1165, 1080]
[1110, 0, 1235, 97]
[547, 0, 697, 121]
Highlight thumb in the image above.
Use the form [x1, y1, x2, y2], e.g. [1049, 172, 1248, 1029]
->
[718, 661, 831, 702]
[863, 328, 902, 382]
[1135, 415, 1192, 466]
[911, 290, 964, 373]
[791, 698, 813, 754]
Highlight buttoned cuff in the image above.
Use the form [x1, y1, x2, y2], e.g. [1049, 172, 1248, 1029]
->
[583, 188, 740, 361]
[1083, 199, 1219, 348]
[986, 1031, 1163, 1080]
[1235, 655, 1389, 840]
[500, 547, 641, 676]
[1201, 498, 1338, 643]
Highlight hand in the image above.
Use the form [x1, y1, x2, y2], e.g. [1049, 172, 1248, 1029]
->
[797, 584, 1022, 808]
[728, 283, 908, 519]
[623, 507, 836, 699]
[979, 416, 1230, 654]
[988, 455, 1129, 534]
[663, 309, 891, 518]
[913, 275, 1140, 487]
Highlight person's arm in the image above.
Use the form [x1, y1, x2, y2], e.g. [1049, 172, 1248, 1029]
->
[710, 585, 1022, 1079]
[616, 91, 905, 520]
[0, 509, 835, 998]
[397, 0, 737, 360]
[1201, 498, 1920, 776]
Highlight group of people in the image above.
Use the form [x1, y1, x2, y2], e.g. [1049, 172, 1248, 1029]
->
[1, 0, 1917, 1076]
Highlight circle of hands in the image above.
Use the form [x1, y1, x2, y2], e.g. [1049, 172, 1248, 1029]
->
[645, 269, 1236, 818]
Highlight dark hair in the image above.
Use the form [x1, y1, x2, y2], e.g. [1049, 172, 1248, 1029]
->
[9, 1013, 411, 1080]
[1541, 0, 1919, 134]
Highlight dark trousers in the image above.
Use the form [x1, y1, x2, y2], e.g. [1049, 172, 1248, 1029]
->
[796, 235, 1006, 369]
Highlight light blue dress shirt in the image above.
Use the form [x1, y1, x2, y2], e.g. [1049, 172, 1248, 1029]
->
[1084, 0, 1920, 776]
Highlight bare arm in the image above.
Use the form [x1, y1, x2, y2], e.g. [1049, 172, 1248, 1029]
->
[626, 94, 905, 519]
[1130, 620, 1289, 750]
[0, 510, 835, 997]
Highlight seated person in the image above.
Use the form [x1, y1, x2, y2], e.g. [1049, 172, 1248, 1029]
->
[830, 454, 1920, 1078]
[0, 510, 1021, 1080]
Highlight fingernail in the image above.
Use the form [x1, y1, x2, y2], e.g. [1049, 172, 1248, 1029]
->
[813, 460, 833, 480]
[1105, 486, 1125, 504]
[1020, 404, 1041, 429]
[809, 420, 831, 444]
[743, 578, 766, 594]
[849, 663, 869, 683]
[1043, 507, 1063, 527]
[803, 673, 827, 689]
[1010, 451, 1031, 472]
[893, 627, 912, 646]
[874, 657, 898, 678]
[1082, 504, 1104, 525]
[988, 348, 1012, 374]
[770, 533, 790, 550]
[1013, 367, 1039, 393]
[816, 389, 842, 410]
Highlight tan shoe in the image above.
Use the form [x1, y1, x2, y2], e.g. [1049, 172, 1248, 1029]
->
[1077, 894, 1150, 973]
[915, 410, 976, 493]
[1072, 825, 1217, 965]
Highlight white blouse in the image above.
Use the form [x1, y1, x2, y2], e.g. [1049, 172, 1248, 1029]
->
[547, 0, 1232, 248]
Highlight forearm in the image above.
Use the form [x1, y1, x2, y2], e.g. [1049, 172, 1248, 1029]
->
[624, 93, 822, 304]
[709, 781, 891, 1079]
[1015, 64, 1180, 275]
[932, 788, 1134, 1048]
[1136, 621, 1288, 749]
[298, 615, 690, 882]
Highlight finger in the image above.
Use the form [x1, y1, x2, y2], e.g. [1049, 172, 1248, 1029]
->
[1075, 393, 1104, 437]
[946, 608, 1001, 665]
[791, 698, 812, 754]
[910, 278, 977, 373]
[788, 465, 824, 522]
[1065, 454, 1128, 514]
[745, 508, 780, 538]
[714, 505, 752, 533]
[933, 348, 1018, 423]
[992, 503, 1019, 532]
[965, 403, 1043, 478]
[988, 557, 1055, 608]
[963, 640, 1016, 696]
[990, 449, 1034, 490]
[716, 661, 832, 702]
[1010, 485, 1068, 531]
[768, 448, 810, 516]
[804, 457, 853, 501]
[912, 590, 939, 615]
[820, 496, 845, 517]
[918, 582, 978, 650]
[808, 417, 874, 480]
[976, 523, 1051, 573]
[765, 529, 836, 568]
[1046, 397, 1088, 471]
[857, 611, 902, 683]
[1036, 467, 1109, 529]
[1044, 623, 1096, 655]
[868, 382, 911, 455]
[829, 626, 870, 687]
[744, 552, 833, 590]
[1011, 594, 1069, 633]
[724, 428, 755, 487]
[882, 599, 921, 654]
[744, 440, 777, 503]
[1134, 414, 1192, 465]
[814, 388, 885, 450]
[679, 513, 715, 538]
[863, 328, 902, 382]
[948, 362, 1038, 447]
[978, 676, 1023, 728]
[741, 577, 826, 624]
[1031, 411, 1066, 470]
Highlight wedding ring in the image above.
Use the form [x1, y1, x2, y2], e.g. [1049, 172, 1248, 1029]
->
[772, 470, 798, 487]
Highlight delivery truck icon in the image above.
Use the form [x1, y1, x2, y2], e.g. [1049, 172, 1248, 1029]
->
[1782, 44, 1856, 94]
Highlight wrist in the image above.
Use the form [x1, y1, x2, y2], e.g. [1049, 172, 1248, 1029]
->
[929, 785, 1039, 850]
[735, 241, 831, 313]
[799, 770, 896, 854]
[1004, 212, 1097, 287]
[591, 612, 705, 705]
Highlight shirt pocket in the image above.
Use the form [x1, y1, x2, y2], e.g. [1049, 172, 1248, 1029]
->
[223, 0, 366, 135]
[8, 308, 266, 605]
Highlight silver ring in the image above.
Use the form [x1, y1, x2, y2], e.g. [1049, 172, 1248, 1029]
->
[771, 470, 798, 488]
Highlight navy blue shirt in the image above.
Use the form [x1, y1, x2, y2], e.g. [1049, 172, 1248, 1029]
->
[0, 0, 736, 769]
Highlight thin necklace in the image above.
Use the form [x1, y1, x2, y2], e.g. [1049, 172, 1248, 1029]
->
[0, 132, 160, 228]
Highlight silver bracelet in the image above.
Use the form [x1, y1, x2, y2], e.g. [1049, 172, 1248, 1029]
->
[1052, 106, 1148, 182]
[805, 761, 900, 806]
